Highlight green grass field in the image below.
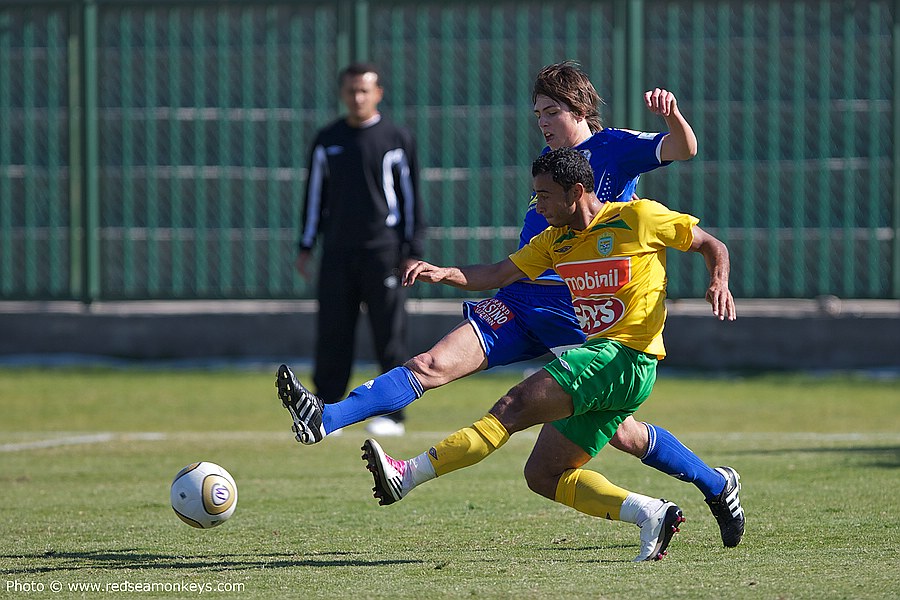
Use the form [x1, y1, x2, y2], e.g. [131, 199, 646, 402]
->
[1, 365, 899, 599]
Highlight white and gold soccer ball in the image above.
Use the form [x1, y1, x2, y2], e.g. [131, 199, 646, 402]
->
[170, 462, 238, 529]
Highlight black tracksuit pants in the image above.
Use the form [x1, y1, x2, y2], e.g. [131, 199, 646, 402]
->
[312, 245, 408, 421]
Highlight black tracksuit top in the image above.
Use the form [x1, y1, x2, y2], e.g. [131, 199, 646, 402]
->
[300, 115, 424, 258]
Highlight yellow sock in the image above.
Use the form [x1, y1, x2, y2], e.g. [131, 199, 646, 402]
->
[554, 468, 630, 521]
[427, 413, 510, 477]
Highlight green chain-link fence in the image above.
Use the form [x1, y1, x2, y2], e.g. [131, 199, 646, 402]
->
[637, 1, 895, 299]
[1, 0, 897, 301]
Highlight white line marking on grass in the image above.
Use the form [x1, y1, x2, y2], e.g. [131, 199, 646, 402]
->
[3, 430, 897, 453]
[0, 432, 166, 452]
[0, 434, 114, 452]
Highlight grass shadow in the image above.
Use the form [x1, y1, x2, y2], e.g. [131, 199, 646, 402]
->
[0, 549, 423, 575]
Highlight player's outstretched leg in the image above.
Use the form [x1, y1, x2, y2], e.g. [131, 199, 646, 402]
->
[361, 438, 408, 505]
[361, 415, 503, 506]
[705, 466, 744, 547]
[275, 364, 325, 445]
[634, 500, 685, 562]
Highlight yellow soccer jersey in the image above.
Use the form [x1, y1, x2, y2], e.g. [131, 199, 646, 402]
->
[509, 199, 699, 358]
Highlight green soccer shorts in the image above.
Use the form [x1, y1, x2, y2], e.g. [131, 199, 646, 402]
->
[543, 338, 658, 457]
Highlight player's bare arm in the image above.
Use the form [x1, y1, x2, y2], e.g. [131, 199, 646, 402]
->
[403, 257, 525, 291]
[643, 88, 698, 162]
[688, 225, 736, 321]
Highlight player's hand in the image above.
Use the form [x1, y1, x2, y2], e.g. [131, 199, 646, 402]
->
[399, 257, 419, 276]
[705, 281, 737, 321]
[294, 252, 313, 280]
[644, 88, 678, 117]
[402, 260, 450, 286]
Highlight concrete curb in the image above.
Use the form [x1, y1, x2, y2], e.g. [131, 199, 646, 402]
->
[1, 299, 898, 369]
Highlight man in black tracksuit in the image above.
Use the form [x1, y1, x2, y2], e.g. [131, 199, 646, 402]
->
[295, 62, 424, 436]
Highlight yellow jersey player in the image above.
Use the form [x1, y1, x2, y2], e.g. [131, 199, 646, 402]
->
[361, 147, 736, 562]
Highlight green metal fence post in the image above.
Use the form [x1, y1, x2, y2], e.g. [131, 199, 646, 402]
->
[23, 15, 36, 294]
[83, 1, 100, 303]
[626, 0, 644, 130]
[611, 0, 627, 126]
[336, 0, 351, 71]
[894, 0, 900, 297]
[0, 11, 9, 296]
[47, 12, 65, 297]
[68, 0, 100, 304]
[355, 1, 369, 61]
[67, 4, 83, 299]
[613, 0, 645, 129]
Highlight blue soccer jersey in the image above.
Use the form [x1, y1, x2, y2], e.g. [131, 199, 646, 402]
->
[519, 129, 669, 282]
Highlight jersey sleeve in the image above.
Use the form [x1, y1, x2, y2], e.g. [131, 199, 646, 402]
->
[630, 199, 699, 251]
[508, 229, 555, 280]
[300, 135, 328, 251]
[609, 129, 670, 180]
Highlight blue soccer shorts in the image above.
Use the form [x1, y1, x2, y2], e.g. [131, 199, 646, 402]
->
[462, 280, 586, 369]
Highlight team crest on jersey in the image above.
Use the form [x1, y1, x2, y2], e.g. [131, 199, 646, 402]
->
[597, 235, 613, 257]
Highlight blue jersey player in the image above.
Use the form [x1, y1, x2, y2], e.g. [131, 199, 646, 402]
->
[277, 62, 744, 548]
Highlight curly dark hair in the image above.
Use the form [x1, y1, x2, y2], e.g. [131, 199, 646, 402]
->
[532, 61, 603, 132]
[531, 148, 594, 192]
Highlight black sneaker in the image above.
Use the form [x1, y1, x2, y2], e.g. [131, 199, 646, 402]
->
[706, 466, 744, 547]
[275, 364, 325, 445]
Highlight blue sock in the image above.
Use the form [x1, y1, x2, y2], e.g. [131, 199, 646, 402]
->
[322, 366, 424, 433]
[641, 423, 726, 500]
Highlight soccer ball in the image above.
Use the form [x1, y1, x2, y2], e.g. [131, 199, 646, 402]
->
[170, 462, 238, 529]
